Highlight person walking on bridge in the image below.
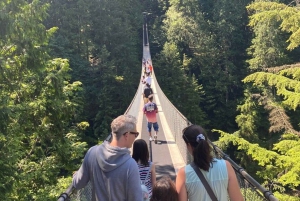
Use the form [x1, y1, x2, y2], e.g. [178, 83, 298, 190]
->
[148, 64, 153, 75]
[176, 124, 244, 201]
[132, 139, 156, 200]
[143, 83, 153, 104]
[143, 94, 159, 142]
[144, 72, 152, 87]
[72, 114, 143, 201]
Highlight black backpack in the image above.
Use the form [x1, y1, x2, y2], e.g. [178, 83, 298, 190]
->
[144, 87, 153, 98]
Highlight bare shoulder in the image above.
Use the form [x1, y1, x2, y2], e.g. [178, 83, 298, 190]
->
[151, 163, 156, 170]
[225, 160, 234, 173]
[177, 167, 185, 178]
[225, 160, 231, 168]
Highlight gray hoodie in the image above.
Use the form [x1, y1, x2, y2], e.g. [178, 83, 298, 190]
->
[73, 141, 142, 201]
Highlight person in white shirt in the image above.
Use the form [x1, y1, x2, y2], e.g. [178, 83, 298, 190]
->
[144, 73, 152, 87]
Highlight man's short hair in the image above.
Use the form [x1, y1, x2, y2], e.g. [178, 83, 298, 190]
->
[146, 83, 150, 87]
[111, 115, 137, 140]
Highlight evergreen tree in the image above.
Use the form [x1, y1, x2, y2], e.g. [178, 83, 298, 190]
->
[0, 0, 87, 199]
[155, 42, 208, 125]
[160, 0, 251, 132]
[43, 0, 144, 143]
[220, 1, 300, 198]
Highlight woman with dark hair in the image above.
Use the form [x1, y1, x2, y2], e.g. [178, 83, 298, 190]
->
[176, 125, 244, 201]
[150, 176, 178, 201]
[132, 139, 156, 199]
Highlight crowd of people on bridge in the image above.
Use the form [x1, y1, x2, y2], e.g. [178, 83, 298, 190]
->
[141, 58, 158, 143]
[71, 56, 244, 201]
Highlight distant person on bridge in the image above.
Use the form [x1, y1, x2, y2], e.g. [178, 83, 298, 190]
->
[145, 66, 151, 75]
[143, 83, 153, 104]
[176, 124, 244, 201]
[72, 114, 143, 201]
[144, 72, 152, 87]
[141, 75, 146, 84]
[132, 139, 156, 200]
[148, 64, 153, 75]
[143, 94, 159, 141]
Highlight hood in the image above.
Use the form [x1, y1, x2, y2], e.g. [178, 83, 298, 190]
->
[96, 141, 131, 172]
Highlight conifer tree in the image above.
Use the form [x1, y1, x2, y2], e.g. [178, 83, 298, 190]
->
[160, 0, 250, 131]
[220, 1, 300, 198]
[0, 0, 87, 199]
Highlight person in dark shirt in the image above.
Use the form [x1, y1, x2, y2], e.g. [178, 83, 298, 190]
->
[143, 83, 153, 104]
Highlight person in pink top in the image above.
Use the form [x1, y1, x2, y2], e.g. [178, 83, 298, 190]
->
[143, 94, 159, 142]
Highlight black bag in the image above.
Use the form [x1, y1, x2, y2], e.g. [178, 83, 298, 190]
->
[143, 87, 153, 98]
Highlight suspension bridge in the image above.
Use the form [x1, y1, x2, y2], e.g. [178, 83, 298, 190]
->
[57, 13, 279, 201]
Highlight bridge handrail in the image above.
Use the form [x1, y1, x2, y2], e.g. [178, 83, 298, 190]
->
[124, 71, 143, 115]
[57, 184, 73, 201]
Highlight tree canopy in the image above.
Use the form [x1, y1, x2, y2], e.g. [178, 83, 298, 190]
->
[1, 0, 300, 199]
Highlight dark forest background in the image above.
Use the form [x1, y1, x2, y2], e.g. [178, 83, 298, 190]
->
[1, 0, 300, 200]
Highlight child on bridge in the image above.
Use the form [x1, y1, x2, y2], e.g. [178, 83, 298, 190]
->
[132, 139, 156, 201]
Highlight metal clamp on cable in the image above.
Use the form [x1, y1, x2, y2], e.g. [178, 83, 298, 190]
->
[263, 190, 274, 200]
[222, 153, 230, 160]
[236, 167, 245, 174]
[58, 193, 69, 201]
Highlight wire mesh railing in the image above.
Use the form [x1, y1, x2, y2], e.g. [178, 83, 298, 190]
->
[153, 69, 278, 200]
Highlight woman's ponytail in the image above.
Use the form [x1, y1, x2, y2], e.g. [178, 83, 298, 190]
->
[182, 125, 213, 171]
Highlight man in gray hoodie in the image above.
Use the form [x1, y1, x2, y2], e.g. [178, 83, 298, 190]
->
[72, 114, 142, 201]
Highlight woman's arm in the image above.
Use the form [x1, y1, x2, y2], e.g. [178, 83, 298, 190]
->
[176, 167, 188, 201]
[226, 161, 244, 201]
[151, 163, 156, 187]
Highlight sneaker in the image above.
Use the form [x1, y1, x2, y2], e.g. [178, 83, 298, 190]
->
[149, 137, 153, 141]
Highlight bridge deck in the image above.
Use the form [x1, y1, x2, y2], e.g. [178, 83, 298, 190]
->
[140, 113, 176, 180]
[134, 44, 186, 181]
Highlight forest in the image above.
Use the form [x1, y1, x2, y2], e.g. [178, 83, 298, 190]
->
[0, 0, 300, 200]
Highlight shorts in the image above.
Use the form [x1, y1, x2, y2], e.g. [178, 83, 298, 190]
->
[143, 97, 148, 104]
[147, 122, 159, 132]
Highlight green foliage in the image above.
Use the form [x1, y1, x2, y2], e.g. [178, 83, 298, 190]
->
[49, 176, 73, 199]
[44, 0, 144, 143]
[2, 0, 300, 199]
[274, 191, 300, 201]
[236, 91, 262, 140]
[240, 188, 265, 201]
[246, 16, 290, 71]
[233, 63, 300, 196]
[160, 0, 250, 132]
[246, 1, 300, 71]
[247, 1, 300, 51]
[155, 42, 208, 125]
[0, 0, 87, 199]
[217, 130, 300, 196]
[243, 64, 300, 112]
